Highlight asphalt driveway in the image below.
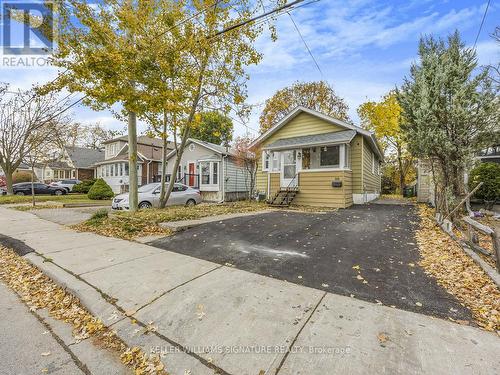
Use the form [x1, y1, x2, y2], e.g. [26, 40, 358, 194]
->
[149, 204, 472, 322]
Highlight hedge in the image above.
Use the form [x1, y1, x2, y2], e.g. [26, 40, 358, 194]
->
[469, 162, 500, 208]
[73, 179, 96, 193]
[87, 178, 114, 200]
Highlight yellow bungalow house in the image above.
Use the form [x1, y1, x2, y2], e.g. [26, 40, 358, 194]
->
[251, 106, 384, 208]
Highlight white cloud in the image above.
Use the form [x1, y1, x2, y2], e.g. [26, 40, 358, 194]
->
[475, 40, 500, 67]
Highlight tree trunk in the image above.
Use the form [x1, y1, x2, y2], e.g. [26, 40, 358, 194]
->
[128, 111, 138, 212]
[5, 168, 13, 195]
[31, 165, 35, 207]
[159, 111, 169, 209]
[161, 60, 207, 206]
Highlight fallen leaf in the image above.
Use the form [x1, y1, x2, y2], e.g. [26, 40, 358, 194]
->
[377, 332, 389, 346]
[41, 352, 51, 357]
[415, 302, 423, 307]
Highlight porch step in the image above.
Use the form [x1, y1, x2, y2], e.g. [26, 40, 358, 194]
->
[268, 189, 299, 207]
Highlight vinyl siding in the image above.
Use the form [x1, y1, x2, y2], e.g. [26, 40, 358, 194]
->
[256, 158, 267, 193]
[351, 134, 363, 194]
[224, 156, 250, 193]
[293, 170, 353, 208]
[265, 112, 344, 145]
[269, 173, 280, 197]
[362, 141, 381, 193]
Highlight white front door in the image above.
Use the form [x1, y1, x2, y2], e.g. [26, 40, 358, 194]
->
[281, 150, 297, 188]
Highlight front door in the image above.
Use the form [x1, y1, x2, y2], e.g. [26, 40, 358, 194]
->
[188, 163, 195, 186]
[281, 150, 297, 188]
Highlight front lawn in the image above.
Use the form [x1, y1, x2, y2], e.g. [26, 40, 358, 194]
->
[72, 201, 267, 240]
[0, 194, 110, 205]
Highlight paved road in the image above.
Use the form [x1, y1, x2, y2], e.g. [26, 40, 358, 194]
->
[150, 205, 471, 321]
[0, 282, 86, 375]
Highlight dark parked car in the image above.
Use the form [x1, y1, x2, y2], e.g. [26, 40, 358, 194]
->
[12, 182, 67, 196]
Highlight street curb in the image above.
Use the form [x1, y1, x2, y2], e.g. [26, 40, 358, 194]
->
[23, 252, 126, 325]
[20, 251, 217, 375]
[0, 234, 34, 256]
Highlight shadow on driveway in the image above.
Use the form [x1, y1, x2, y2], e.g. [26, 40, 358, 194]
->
[149, 204, 472, 322]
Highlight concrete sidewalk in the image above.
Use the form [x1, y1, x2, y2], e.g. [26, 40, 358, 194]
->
[0, 206, 498, 375]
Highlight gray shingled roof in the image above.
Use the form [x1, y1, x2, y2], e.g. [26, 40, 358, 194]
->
[64, 146, 105, 168]
[192, 139, 236, 156]
[263, 130, 356, 150]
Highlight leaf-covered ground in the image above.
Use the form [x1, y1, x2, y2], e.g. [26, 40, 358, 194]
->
[0, 246, 167, 374]
[72, 201, 268, 239]
[416, 205, 500, 332]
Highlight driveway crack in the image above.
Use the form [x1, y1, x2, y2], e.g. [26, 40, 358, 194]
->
[274, 291, 327, 374]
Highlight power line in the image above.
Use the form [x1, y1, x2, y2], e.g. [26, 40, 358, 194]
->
[287, 11, 324, 78]
[155, 0, 223, 39]
[209, 0, 307, 39]
[473, 0, 491, 49]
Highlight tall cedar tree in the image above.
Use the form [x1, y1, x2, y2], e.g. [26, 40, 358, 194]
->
[397, 31, 499, 215]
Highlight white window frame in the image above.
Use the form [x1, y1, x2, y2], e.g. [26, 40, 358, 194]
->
[372, 153, 376, 174]
[262, 151, 270, 171]
[271, 151, 281, 172]
[300, 143, 351, 172]
[200, 161, 219, 191]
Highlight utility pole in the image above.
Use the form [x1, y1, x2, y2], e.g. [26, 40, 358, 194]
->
[126, 0, 138, 212]
[128, 111, 138, 212]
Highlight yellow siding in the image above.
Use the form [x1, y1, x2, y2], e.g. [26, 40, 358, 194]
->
[255, 158, 267, 193]
[264, 112, 343, 145]
[351, 134, 363, 194]
[254, 110, 384, 207]
[362, 141, 381, 193]
[269, 173, 280, 197]
[293, 171, 353, 208]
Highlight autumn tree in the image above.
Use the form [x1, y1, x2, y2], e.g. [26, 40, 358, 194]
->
[0, 87, 72, 194]
[56, 121, 122, 149]
[358, 92, 413, 194]
[45, 0, 172, 211]
[259, 80, 350, 132]
[397, 32, 499, 215]
[134, 0, 267, 208]
[189, 111, 234, 145]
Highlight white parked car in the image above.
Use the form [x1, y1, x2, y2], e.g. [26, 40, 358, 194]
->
[112, 183, 202, 210]
[50, 179, 81, 192]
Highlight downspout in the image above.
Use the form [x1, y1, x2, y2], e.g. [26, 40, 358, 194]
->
[147, 160, 152, 183]
[218, 154, 227, 203]
[267, 171, 270, 200]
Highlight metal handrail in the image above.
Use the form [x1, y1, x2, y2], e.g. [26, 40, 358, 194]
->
[285, 172, 299, 191]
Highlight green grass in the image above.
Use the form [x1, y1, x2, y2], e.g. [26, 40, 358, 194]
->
[0, 194, 111, 205]
[73, 201, 267, 239]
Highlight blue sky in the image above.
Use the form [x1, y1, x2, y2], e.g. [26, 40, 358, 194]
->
[1, 0, 498, 140]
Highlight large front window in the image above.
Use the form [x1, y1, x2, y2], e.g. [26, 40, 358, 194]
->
[320, 145, 340, 167]
[300, 144, 350, 170]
